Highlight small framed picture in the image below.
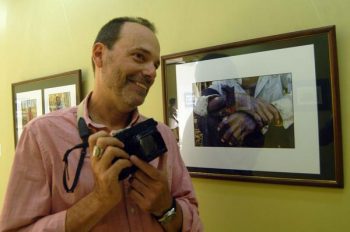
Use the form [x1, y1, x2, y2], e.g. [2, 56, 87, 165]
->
[44, 85, 77, 113]
[15, 90, 43, 140]
[12, 70, 82, 146]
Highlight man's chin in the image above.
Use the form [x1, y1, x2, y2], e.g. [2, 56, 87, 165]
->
[125, 96, 146, 109]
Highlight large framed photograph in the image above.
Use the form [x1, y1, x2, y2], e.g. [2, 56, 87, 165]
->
[161, 26, 343, 187]
[12, 70, 82, 146]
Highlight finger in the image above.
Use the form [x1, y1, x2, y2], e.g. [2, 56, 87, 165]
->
[260, 103, 275, 123]
[92, 145, 104, 160]
[89, 131, 125, 148]
[258, 100, 280, 124]
[224, 128, 240, 146]
[107, 158, 133, 181]
[254, 102, 269, 123]
[129, 176, 149, 194]
[217, 116, 229, 131]
[220, 123, 237, 144]
[241, 129, 251, 139]
[267, 104, 281, 123]
[95, 137, 125, 151]
[88, 130, 109, 153]
[218, 114, 237, 142]
[91, 137, 125, 165]
[128, 187, 146, 209]
[231, 123, 242, 144]
[226, 114, 253, 145]
[130, 155, 160, 180]
[98, 146, 130, 170]
[89, 132, 111, 163]
[252, 113, 264, 128]
[157, 153, 167, 172]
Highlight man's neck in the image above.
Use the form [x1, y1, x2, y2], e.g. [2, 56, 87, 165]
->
[88, 93, 133, 130]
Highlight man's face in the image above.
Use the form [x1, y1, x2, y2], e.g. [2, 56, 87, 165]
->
[98, 22, 160, 111]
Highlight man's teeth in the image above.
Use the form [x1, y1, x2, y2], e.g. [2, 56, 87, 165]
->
[135, 82, 147, 90]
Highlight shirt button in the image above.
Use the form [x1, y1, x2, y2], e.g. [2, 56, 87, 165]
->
[130, 207, 135, 214]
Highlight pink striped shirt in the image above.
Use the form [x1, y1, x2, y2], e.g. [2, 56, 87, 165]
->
[0, 95, 202, 232]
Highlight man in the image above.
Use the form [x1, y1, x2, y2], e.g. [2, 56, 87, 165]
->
[0, 17, 202, 232]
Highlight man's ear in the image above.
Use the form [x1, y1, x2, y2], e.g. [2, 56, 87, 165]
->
[92, 43, 105, 69]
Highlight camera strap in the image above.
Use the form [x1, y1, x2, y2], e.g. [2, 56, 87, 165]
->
[62, 102, 90, 193]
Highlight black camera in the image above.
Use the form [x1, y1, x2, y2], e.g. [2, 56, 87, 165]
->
[112, 118, 168, 180]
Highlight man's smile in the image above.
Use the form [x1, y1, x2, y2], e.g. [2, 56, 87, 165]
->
[134, 81, 147, 90]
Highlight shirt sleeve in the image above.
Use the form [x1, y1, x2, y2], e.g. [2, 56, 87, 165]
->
[159, 124, 203, 232]
[271, 94, 294, 129]
[0, 123, 66, 232]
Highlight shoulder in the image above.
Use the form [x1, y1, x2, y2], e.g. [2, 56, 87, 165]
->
[17, 106, 81, 158]
[138, 115, 174, 139]
[156, 120, 171, 131]
[16, 106, 80, 162]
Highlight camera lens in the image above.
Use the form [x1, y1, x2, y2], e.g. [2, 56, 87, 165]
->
[139, 135, 158, 158]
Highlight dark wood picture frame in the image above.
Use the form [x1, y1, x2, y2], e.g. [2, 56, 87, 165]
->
[161, 26, 343, 187]
[12, 70, 82, 146]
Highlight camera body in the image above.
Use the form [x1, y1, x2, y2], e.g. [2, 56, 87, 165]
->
[112, 118, 168, 180]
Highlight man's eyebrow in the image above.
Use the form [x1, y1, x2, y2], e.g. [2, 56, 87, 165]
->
[133, 47, 160, 68]
[131, 47, 150, 53]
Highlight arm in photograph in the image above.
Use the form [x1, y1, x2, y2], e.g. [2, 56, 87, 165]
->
[217, 111, 263, 146]
[193, 85, 236, 117]
[234, 93, 282, 128]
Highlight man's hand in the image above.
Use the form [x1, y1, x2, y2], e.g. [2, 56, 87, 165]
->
[235, 93, 281, 127]
[88, 131, 133, 205]
[128, 155, 183, 232]
[66, 131, 133, 232]
[217, 112, 258, 146]
[128, 154, 172, 216]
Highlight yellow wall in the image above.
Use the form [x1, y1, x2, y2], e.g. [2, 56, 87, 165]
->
[0, 0, 349, 231]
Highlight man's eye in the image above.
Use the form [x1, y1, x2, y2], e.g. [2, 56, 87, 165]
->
[134, 53, 145, 62]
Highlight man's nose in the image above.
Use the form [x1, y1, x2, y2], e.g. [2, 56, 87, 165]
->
[142, 62, 157, 80]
